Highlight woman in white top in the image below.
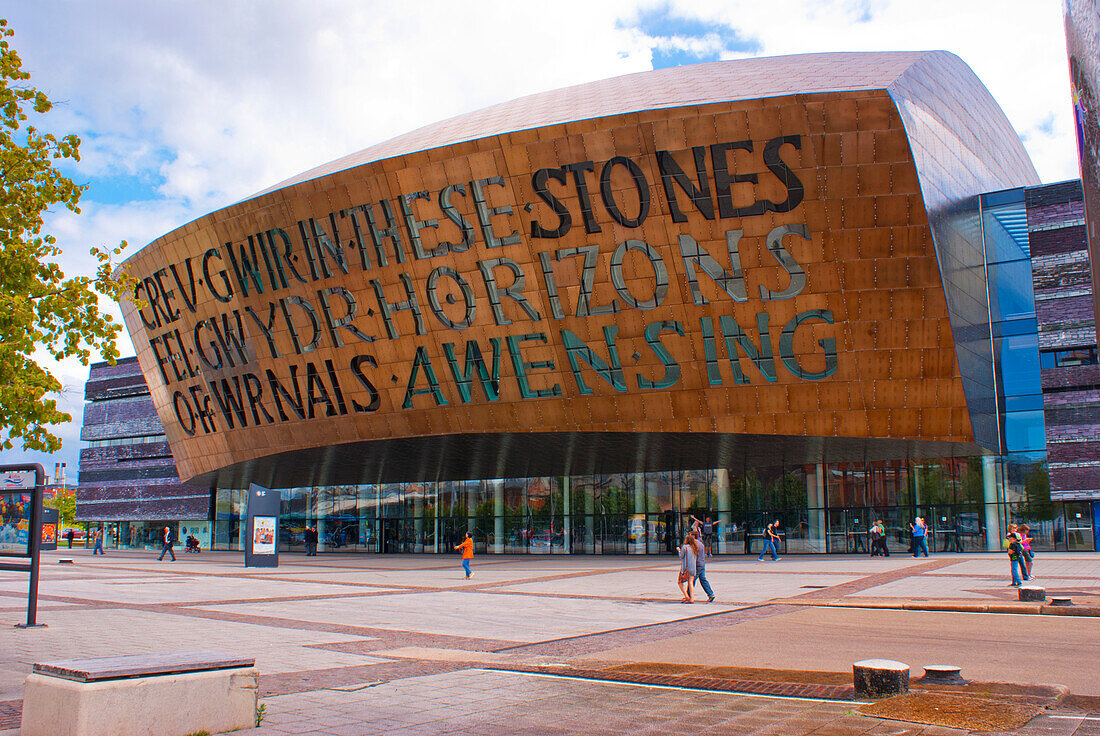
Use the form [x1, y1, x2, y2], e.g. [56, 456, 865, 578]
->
[676, 532, 697, 603]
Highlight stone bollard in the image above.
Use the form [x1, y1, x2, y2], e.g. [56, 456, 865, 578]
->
[853, 659, 909, 698]
[1018, 586, 1045, 602]
[922, 665, 965, 685]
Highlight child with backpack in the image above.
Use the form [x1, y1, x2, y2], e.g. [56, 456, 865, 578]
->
[1005, 532, 1030, 587]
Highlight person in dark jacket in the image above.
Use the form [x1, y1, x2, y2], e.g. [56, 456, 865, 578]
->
[1006, 533, 1030, 587]
[157, 526, 176, 561]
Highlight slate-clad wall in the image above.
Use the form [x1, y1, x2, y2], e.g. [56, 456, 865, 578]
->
[78, 357, 211, 521]
[80, 397, 166, 442]
[1027, 180, 1100, 499]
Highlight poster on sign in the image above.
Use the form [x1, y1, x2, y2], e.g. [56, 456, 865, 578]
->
[39, 508, 58, 551]
[252, 517, 277, 555]
[0, 490, 32, 556]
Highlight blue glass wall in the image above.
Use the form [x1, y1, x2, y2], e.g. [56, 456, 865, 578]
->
[980, 189, 1046, 463]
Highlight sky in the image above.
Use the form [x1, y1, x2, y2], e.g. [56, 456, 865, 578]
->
[0, 0, 1080, 480]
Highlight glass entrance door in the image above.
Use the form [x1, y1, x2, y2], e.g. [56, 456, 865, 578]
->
[931, 508, 958, 553]
[845, 509, 870, 554]
[379, 519, 400, 553]
[826, 509, 870, 553]
[1064, 503, 1095, 551]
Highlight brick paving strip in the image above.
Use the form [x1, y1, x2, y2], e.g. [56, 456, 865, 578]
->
[483, 664, 857, 700]
[258, 658, 469, 696]
[787, 559, 959, 600]
[498, 603, 801, 657]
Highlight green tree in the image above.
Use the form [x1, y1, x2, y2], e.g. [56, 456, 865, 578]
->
[45, 487, 75, 527]
[771, 471, 805, 510]
[961, 458, 985, 504]
[1025, 462, 1053, 520]
[0, 19, 129, 453]
[916, 464, 952, 506]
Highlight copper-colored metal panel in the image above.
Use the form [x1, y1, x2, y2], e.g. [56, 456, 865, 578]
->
[120, 86, 982, 485]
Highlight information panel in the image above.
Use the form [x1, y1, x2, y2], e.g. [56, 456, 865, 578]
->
[244, 484, 280, 568]
[0, 463, 46, 627]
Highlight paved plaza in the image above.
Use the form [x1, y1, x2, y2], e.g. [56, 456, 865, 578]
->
[0, 550, 1097, 734]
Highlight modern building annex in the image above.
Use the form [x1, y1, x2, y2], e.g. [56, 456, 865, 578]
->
[106, 51, 1098, 555]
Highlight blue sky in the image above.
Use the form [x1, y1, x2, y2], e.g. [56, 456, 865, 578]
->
[624, 5, 763, 68]
[0, 0, 1079, 480]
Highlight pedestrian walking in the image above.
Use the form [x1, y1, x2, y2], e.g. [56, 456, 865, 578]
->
[157, 525, 176, 561]
[870, 520, 890, 557]
[65, 528, 74, 549]
[454, 531, 473, 578]
[92, 527, 105, 555]
[693, 534, 715, 603]
[1005, 532, 1030, 586]
[676, 532, 697, 603]
[304, 526, 318, 556]
[912, 517, 929, 557]
[758, 521, 781, 561]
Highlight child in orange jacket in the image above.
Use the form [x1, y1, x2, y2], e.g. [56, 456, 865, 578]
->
[454, 532, 473, 578]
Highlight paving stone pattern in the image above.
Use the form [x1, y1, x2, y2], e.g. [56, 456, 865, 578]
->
[0, 550, 1095, 735]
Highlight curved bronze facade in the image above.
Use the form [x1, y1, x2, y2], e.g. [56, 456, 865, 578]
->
[120, 52, 1038, 488]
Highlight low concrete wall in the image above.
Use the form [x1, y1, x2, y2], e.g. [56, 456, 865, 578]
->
[21, 667, 257, 736]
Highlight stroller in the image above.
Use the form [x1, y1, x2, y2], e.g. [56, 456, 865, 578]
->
[185, 534, 201, 553]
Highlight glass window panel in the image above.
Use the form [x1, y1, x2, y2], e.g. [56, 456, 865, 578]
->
[378, 484, 403, 518]
[680, 470, 710, 514]
[436, 481, 465, 520]
[645, 471, 673, 514]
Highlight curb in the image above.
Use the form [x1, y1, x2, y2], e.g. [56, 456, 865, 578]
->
[794, 600, 1100, 617]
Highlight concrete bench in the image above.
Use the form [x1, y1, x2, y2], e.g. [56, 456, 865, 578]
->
[853, 659, 909, 698]
[21, 650, 257, 736]
[1018, 586, 1045, 602]
[1050, 596, 1073, 606]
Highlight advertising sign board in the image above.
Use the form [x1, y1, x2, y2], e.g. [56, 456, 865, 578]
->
[244, 484, 280, 568]
[0, 463, 45, 627]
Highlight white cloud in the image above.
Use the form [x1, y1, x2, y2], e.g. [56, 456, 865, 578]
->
[0, 0, 1082, 472]
[653, 0, 1075, 182]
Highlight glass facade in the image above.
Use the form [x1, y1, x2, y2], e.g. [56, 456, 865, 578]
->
[979, 188, 1049, 518]
[210, 457, 1094, 555]
[981, 188, 1045, 464]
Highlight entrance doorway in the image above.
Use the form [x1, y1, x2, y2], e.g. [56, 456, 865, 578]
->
[826, 509, 870, 553]
[379, 519, 400, 553]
